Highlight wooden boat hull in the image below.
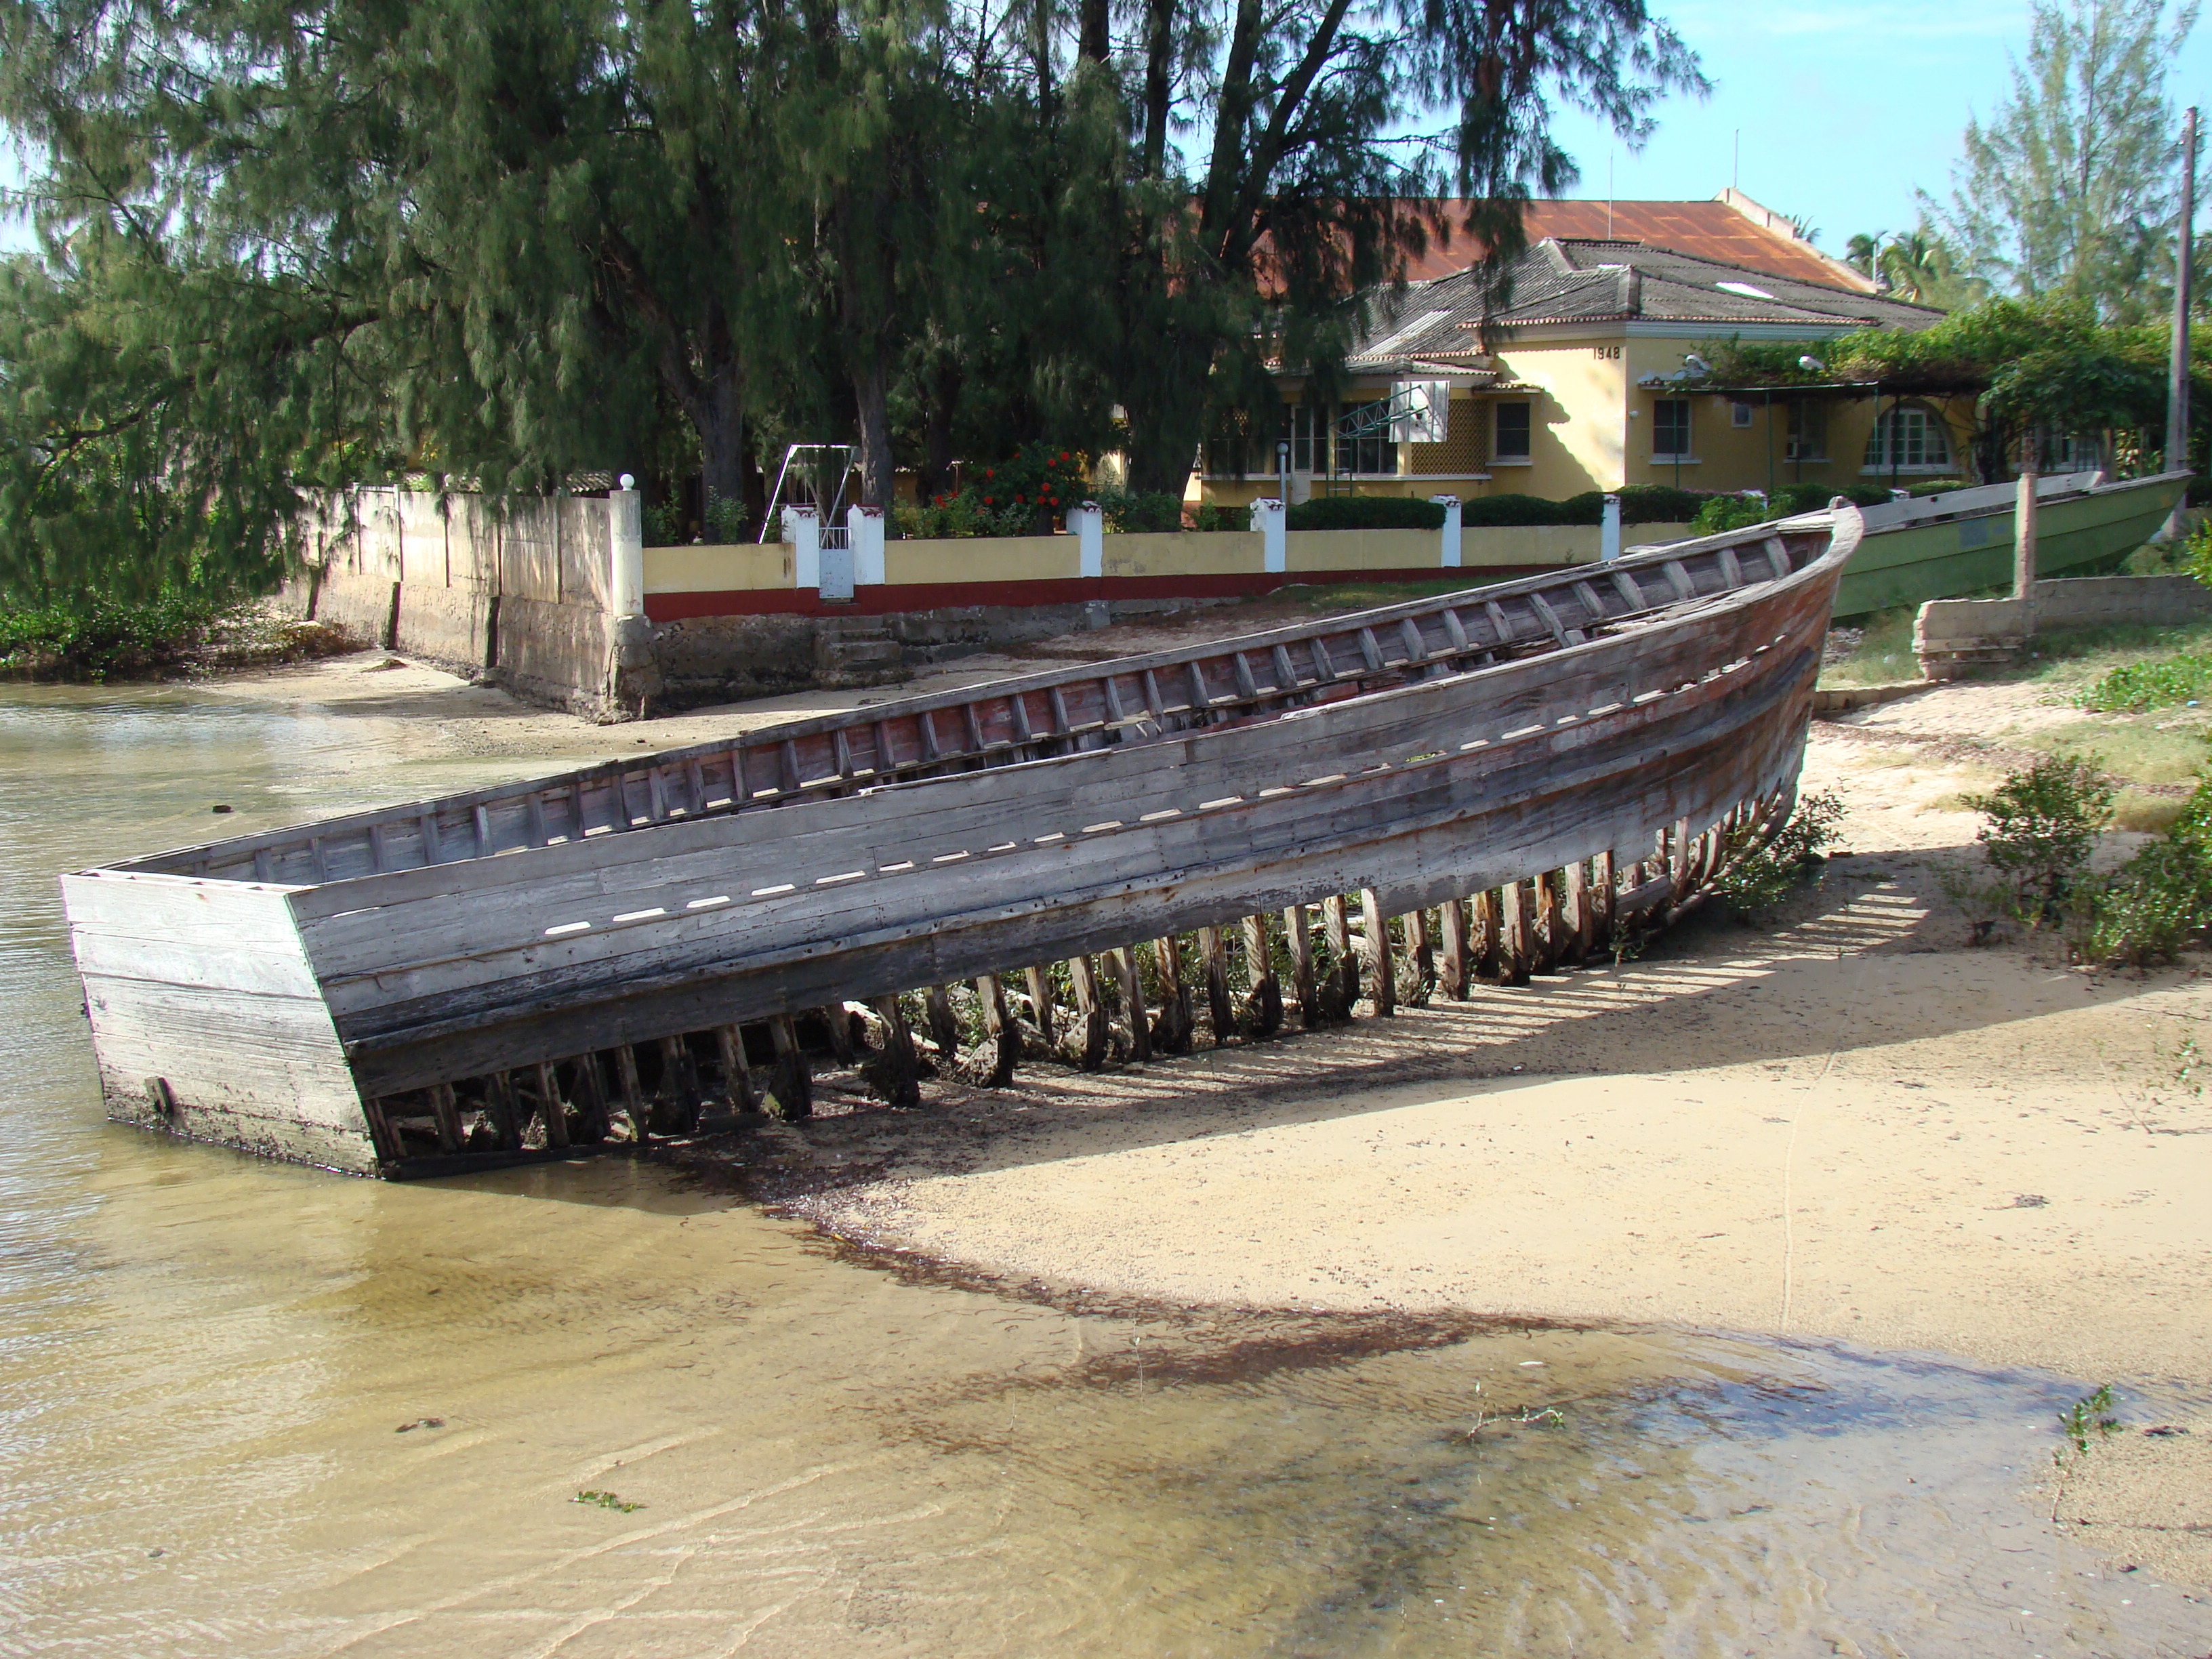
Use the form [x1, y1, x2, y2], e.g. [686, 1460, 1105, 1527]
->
[1829, 470, 2187, 618]
[63, 514, 1858, 1178]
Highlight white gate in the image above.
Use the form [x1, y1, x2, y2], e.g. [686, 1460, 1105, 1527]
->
[817, 527, 855, 601]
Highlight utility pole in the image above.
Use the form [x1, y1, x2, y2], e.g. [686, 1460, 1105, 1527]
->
[2169, 105, 2197, 478]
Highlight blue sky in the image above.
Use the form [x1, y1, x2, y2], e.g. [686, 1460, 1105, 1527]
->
[1545, 0, 2211, 255]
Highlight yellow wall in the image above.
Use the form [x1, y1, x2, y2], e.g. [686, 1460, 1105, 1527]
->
[643, 541, 792, 594]
[887, 533, 1079, 585]
[1103, 531, 1265, 577]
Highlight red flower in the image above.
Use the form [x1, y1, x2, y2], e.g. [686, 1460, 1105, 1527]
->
[1059, 450, 1071, 462]
[983, 495, 994, 504]
[984, 468, 994, 479]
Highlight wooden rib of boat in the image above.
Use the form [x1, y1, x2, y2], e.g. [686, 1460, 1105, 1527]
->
[62, 509, 1860, 1179]
[1818, 468, 2185, 618]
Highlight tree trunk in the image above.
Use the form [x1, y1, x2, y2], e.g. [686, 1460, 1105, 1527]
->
[852, 349, 895, 517]
[1080, 0, 1110, 64]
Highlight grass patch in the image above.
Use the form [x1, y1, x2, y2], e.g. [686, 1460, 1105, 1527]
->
[1820, 607, 1919, 686]
[2078, 649, 2212, 712]
[2018, 718, 2212, 786]
[2115, 789, 2189, 834]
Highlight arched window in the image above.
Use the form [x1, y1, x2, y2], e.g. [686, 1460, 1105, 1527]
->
[1862, 404, 1954, 474]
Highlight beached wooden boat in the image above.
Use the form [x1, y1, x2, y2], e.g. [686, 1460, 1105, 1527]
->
[1823, 468, 2186, 617]
[62, 509, 1860, 1178]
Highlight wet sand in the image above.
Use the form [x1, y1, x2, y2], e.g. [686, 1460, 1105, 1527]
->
[180, 650, 2212, 1598]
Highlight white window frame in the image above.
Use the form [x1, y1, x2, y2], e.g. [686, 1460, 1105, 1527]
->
[1862, 404, 1954, 476]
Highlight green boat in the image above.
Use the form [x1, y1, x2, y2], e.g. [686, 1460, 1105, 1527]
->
[1816, 468, 2191, 619]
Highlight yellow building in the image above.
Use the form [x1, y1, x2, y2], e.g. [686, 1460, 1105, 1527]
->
[1204, 236, 1964, 509]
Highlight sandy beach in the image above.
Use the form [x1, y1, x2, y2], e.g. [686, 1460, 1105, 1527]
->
[202, 643, 2212, 1589]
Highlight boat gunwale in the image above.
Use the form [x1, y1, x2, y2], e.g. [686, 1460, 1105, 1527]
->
[85, 512, 1858, 889]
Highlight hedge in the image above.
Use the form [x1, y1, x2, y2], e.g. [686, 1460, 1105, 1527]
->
[1285, 495, 1448, 531]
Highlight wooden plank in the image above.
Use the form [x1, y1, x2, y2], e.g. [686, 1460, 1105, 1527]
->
[1438, 896, 1471, 999]
[971, 975, 1019, 1086]
[1197, 926, 1235, 1042]
[766, 1015, 812, 1120]
[429, 1082, 463, 1153]
[1151, 937, 1193, 1053]
[1025, 964, 1057, 1045]
[922, 985, 960, 1061]
[714, 1024, 759, 1113]
[1322, 894, 1357, 1019]
[1565, 859, 1593, 964]
[483, 1069, 521, 1151]
[1241, 914, 1282, 1036]
[1107, 945, 1151, 1062]
[1359, 889, 1395, 1017]
[1403, 906, 1434, 1003]
[1065, 956, 1107, 1070]
[867, 996, 922, 1107]
[613, 1045, 649, 1140]
[1474, 890, 1501, 980]
[532, 1059, 571, 1147]
[1283, 903, 1319, 1026]
[1500, 881, 1531, 985]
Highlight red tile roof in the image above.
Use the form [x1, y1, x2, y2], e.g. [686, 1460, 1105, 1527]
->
[1405, 199, 1872, 293]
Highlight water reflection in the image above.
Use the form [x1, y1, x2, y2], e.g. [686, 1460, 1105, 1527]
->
[0, 683, 2200, 1658]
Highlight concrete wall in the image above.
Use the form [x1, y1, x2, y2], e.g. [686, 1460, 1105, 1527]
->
[1913, 575, 2212, 676]
[289, 487, 632, 720]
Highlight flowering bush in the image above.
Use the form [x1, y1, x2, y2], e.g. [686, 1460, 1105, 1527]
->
[894, 443, 1092, 539]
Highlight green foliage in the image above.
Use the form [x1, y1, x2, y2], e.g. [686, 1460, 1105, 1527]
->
[1188, 502, 1248, 533]
[0, 590, 248, 680]
[1690, 493, 1774, 535]
[895, 443, 1090, 539]
[571, 1490, 644, 1513]
[1285, 495, 1447, 531]
[1450, 485, 1711, 530]
[703, 497, 751, 546]
[1962, 752, 2116, 920]
[642, 500, 687, 548]
[0, 0, 1707, 589]
[1718, 790, 1847, 916]
[1921, 0, 2195, 321]
[1095, 489, 1186, 535]
[2066, 831, 2212, 966]
[2075, 649, 2212, 711]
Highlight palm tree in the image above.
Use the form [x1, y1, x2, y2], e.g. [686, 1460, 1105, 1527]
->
[1845, 232, 1884, 278]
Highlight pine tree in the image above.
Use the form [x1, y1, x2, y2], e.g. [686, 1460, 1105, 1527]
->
[1921, 0, 2198, 321]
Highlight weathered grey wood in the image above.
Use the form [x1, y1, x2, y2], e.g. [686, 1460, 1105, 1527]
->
[613, 1045, 649, 1140]
[1025, 965, 1057, 1046]
[532, 1059, 571, 1147]
[1065, 956, 1109, 1070]
[923, 985, 960, 1061]
[970, 975, 1019, 1086]
[1535, 873, 1563, 972]
[1565, 861, 1593, 964]
[430, 1082, 463, 1153]
[766, 1015, 812, 1120]
[569, 1054, 611, 1139]
[1593, 850, 1618, 948]
[1107, 945, 1152, 1063]
[658, 1033, 702, 1132]
[1151, 937, 1193, 1052]
[1197, 926, 1235, 1042]
[1500, 881, 1532, 985]
[1322, 894, 1357, 1020]
[865, 996, 922, 1107]
[1439, 897, 1471, 999]
[1402, 907, 1435, 1004]
[1241, 914, 1282, 1036]
[151, 520, 1838, 890]
[1282, 905, 1319, 1027]
[483, 1069, 521, 1151]
[714, 1024, 759, 1113]
[1359, 889, 1395, 1017]
[818, 1002, 859, 1067]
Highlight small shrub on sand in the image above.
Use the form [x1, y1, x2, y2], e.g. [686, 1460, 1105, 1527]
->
[2075, 651, 2212, 712]
[1718, 790, 1845, 916]
[1961, 754, 2114, 922]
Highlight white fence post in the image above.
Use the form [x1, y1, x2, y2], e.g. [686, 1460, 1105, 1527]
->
[784, 504, 821, 591]
[1251, 497, 1286, 573]
[1071, 501, 1104, 578]
[1431, 495, 1462, 568]
[1600, 493, 1622, 562]
[849, 502, 886, 586]
[609, 478, 644, 617]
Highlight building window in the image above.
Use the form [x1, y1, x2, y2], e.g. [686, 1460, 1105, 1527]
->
[1336, 399, 1397, 475]
[1652, 398, 1692, 459]
[1731, 401, 1754, 428]
[1494, 401, 1532, 462]
[1282, 403, 1321, 474]
[1785, 399, 1827, 462]
[2033, 428, 2102, 472]
[1862, 405, 1954, 474]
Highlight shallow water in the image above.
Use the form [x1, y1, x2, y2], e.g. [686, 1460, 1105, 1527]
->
[1, 681, 2204, 1657]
